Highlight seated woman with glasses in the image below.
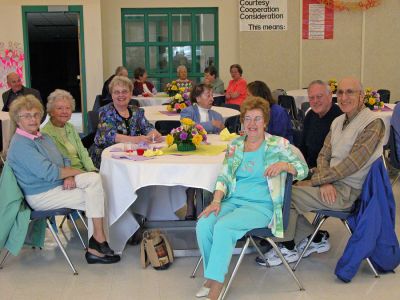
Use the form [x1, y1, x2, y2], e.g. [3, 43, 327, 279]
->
[195, 96, 308, 300]
[7, 95, 120, 264]
[91, 76, 162, 168]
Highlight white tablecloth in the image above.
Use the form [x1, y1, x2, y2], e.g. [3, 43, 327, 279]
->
[133, 93, 170, 107]
[143, 105, 239, 125]
[100, 135, 229, 253]
[0, 111, 11, 153]
[286, 89, 309, 109]
[374, 104, 395, 145]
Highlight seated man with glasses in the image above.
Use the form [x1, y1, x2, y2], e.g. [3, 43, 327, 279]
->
[256, 77, 385, 267]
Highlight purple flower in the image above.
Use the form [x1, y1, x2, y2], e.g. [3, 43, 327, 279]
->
[180, 132, 188, 140]
[185, 100, 191, 106]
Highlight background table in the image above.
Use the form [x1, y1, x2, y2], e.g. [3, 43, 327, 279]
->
[142, 105, 239, 125]
[100, 135, 229, 253]
[374, 103, 395, 145]
[0, 111, 11, 153]
[133, 93, 170, 107]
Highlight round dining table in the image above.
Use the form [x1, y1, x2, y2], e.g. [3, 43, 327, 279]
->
[142, 105, 240, 125]
[100, 135, 231, 253]
[133, 92, 170, 107]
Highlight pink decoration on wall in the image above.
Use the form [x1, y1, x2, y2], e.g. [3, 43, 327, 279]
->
[0, 41, 25, 92]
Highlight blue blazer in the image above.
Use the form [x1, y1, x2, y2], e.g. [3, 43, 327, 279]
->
[335, 158, 400, 282]
[180, 105, 224, 134]
[268, 104, 293, 143]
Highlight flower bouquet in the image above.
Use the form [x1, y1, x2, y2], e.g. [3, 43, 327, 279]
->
[165, 81, 180, 97]
[166, 118, 207, 151]
[166, 91, 191, 113]
[328, 78, 338, 94]
[364, 88, 383, 110]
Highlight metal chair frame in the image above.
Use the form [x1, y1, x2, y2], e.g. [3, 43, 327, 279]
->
[190, 174, 304, 300]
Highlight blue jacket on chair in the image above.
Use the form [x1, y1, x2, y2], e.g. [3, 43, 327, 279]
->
[335, 158, 400, 282]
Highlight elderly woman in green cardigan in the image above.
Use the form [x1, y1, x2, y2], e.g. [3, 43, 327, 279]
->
[195, 96, 308, 300]
[42, 89, 96, 183]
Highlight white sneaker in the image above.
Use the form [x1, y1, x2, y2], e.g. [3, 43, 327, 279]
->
[255, 245, 299, 267]
[297, 235, 331, 258]
[196, 282, 210, 298]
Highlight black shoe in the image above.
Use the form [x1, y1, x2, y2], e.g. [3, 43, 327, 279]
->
[89, 236, 115, 256]
[85, 251, 120, 264]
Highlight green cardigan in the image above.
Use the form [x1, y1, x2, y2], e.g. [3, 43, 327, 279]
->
[0, 163, 45, 255]
[42, 121, 96, 172]
[215, 134, 308, 238]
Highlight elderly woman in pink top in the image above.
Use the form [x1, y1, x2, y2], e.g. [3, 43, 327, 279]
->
[225, 64, 247, 106]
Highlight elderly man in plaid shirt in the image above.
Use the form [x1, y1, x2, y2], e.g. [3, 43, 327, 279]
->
[257, 77, 385, 267]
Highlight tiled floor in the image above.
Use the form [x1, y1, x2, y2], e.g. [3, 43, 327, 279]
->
[1, 183, 399, 300]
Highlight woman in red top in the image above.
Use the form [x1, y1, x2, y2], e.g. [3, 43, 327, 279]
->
[225, 64, 247, 106]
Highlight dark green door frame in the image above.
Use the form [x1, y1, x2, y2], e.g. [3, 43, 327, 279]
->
[21, 5, 88, 132]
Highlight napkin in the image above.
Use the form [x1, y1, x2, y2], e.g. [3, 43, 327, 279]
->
[143, 149, 164, 157]
[220, 128, 238, 141]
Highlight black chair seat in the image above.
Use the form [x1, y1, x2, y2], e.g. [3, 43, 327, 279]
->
[315, 210, 351, 220]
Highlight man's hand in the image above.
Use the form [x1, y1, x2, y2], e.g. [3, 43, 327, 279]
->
[319, 183, 337, 204]
[63, 176, 76, 190]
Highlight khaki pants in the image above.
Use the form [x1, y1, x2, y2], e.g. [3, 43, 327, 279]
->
[275, 181, 361, 244]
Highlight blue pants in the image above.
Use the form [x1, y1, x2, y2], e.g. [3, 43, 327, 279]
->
[196, 199, 272, 283]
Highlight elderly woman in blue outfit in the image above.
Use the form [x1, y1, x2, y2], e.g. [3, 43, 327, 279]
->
[91, 76, 162, 168]
[195, 96, 308, 300]
[180, 83, 225, 134]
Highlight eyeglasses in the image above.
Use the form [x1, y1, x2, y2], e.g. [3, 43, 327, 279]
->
[112, 89, 129, 96]
[244, 116, 264, 124]
[18, 113, 42, 120]
[337, 89, 361, 97]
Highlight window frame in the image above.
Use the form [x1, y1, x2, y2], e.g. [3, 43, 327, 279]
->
[121, 7, 219, 89]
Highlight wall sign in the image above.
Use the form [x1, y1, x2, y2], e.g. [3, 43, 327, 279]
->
[303, 0, 334, 39]
[239, 0, 288, 31]
[0, 41, 24, 90]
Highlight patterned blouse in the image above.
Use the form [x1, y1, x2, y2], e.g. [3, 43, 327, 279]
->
[90, 103, 154, 168]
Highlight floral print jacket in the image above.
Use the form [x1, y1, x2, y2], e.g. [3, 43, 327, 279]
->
[215, 134, 308, 238]
[90, 103, 154, 167]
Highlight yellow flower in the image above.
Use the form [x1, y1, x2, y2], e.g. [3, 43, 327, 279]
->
[171, 85, 178, 91]
[330, 85, 335, 92]
[365, 88, 372, 94]
[174, 93, 183, 100]
[166, 134, 174, 146]
[181, 118, 195, 126]
[179, 103, 186, 109]
[368, 97, 375, 105]
[171, 81, 176, 85]
[166, 105, 173, 112]
[192, 134, 203, 146]
[179, 87, 185, 93]
[379, 101, 384, 108]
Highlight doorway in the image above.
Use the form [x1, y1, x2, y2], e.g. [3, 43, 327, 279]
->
[22, 6, 87, 129]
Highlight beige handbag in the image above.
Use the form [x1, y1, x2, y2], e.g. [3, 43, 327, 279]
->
[140, 230, 174, 270]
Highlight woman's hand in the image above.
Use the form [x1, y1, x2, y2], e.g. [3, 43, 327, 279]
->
[147, 130, 163, 143]
[63, 176, 76, 190]
[198, 202, 221, 218]
[265, 162, 290, 177]
[211, 119, 224, 130]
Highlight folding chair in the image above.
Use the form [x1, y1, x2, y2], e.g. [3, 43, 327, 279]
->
[377, 89, 390, 103]
[155, 120, 181, 136]
[278, 95, 299, 121]
[191, 174, 304, 300]
[224, 115, 241, 134]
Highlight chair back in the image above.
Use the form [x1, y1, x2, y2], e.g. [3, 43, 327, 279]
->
[388, 126, 400, 169]
[278, 95, 298, 121]
[155, 120, 181, 136]
[213, 95, 225, 107]
[272, 88, 286, 103]
[300, 102, 310, 115]
[282, 173, 293, 230]
[129, 99, 140, 107]
[378, 89, 390, 103]
[87, 110, 99, 134]
[224, 115, 241, 134]
[92, 94, 102, 113]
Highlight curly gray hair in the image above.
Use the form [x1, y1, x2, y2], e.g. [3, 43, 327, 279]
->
[47, 89, 76, 114]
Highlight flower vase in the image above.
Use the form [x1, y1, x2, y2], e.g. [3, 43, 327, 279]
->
[177, 142, 196, 152]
